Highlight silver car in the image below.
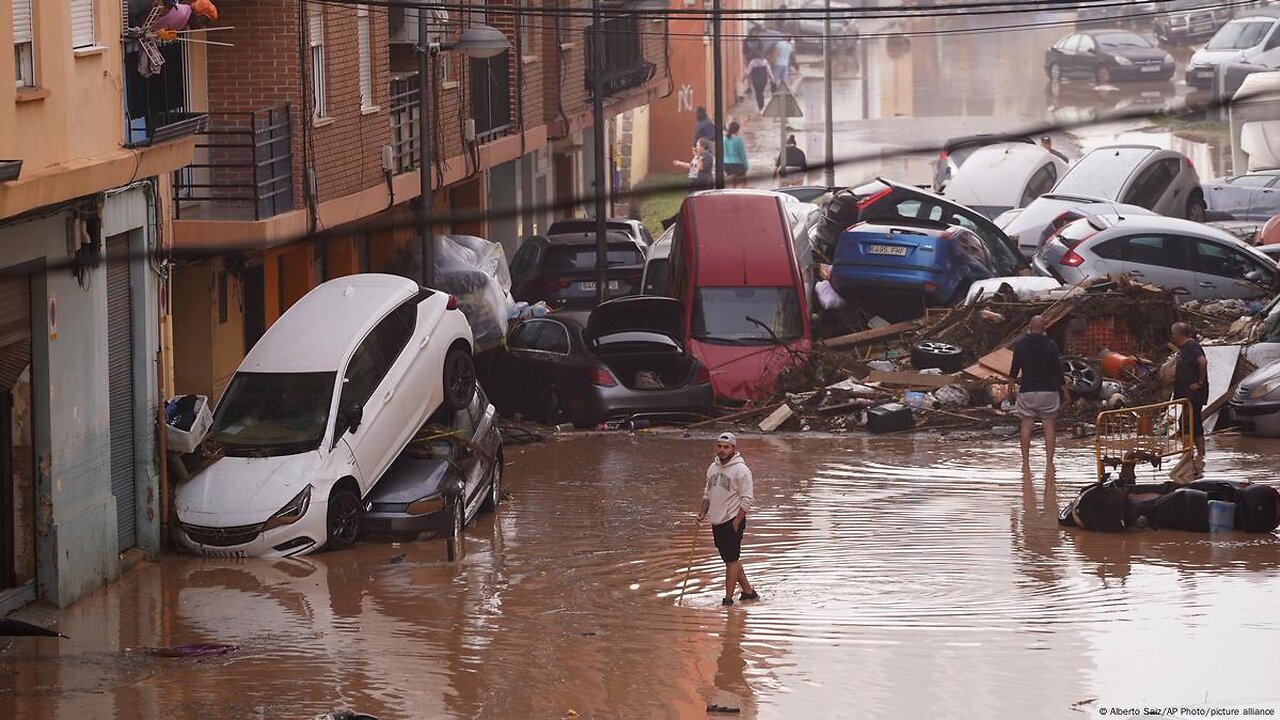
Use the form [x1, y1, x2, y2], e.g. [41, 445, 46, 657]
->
[1034, 214, 1279, 301]
[1049, 145, 1207, 222]
[996, 192, 1156, 259]
[1229, 359, 1280, 437]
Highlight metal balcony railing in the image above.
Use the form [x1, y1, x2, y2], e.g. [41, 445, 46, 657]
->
[389, 73, 421, 175]
[585, 17, 656, 98]
[123, 41, 208, 148]
[173, 105, 295, 222]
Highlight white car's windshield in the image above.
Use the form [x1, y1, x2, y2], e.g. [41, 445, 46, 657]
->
[209, 372, 336, 456]
[692, 287, 803, 345]
[1206, 21, 1272, 50]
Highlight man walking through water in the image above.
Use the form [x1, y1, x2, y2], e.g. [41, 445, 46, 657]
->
[697, 433, 758, 606]
[1009, 315, 1068, 478]
[1171, 321, 1209, 477]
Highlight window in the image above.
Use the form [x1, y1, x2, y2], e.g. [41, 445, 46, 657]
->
[1207, 21, 1273, 50]
[1093, 238, 1126, 261]
[508, 320, 571, 354]
[510, 242, 540, 279]
[691, 287, 804, 345]
[1123, 235, 1190, 270]
[13, 0, 34, 87]
[1078, 35, 1096, 53]
[1267, 27, 1280, 51]
[209, 372, 337, 456]
[471, 50, 512, 139]
[339, 302, 417, 410]
[1229, 174, 1277, 188]
[1021, 164, 1059, 207]
[508, 320, 542, 349]
[308, 4, 327, 118]
[1062, 35, 1081, 53]
[543, 243, 644, 272]
[894, 199, 943, 221]
[1194, 239, 1272, 283]
[357, 4, 373, 109]
[1123, 158, 1181, 210]
[70, 0, 94, 49]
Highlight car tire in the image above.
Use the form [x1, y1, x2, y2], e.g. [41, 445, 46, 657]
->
[326, 488, 361, 551]
[1186, 192, 1207, 223]
[1095, 66, 1111, 86]
[542, 387, 569, 426]
[1063, 356, 1103, 397]
[911, 340, 966, 373]
[442, 347, 476, 412]
[481, 449, 504, 514]
[1048, 62, 1062, 84]
[447, 499, 465, 562]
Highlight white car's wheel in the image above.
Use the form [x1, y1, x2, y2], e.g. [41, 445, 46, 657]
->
[326, 489, 361, 551]
[443, 348, 476, 411]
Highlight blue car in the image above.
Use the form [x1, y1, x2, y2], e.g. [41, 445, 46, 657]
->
[831, 219, 999, 319]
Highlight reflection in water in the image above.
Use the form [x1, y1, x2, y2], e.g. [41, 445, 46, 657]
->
[3, 435, 1279, 719]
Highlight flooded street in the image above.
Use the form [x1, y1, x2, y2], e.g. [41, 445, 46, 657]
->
[5, 434, 1280, 719]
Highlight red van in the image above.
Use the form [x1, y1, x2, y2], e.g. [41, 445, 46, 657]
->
[669, 190, 812, 404]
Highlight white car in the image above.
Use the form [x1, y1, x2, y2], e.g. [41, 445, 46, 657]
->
[942, 143, 1068, 220]
[175, 274, 476, 558]
[1229, 359, 1280, 436]
[996, 193, 1156, 259]
[1186, 13, 1280, 89]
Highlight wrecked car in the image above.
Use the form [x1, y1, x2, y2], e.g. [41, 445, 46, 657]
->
[479, 297, 714, 427]
[175, 274, 476, 558]
[1228, 359, 1280, 437]
[509, 230, 647, 311]
[362, 385, 503, 547]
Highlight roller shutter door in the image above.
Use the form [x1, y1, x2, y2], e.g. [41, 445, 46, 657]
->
[106, 238, 136, 551]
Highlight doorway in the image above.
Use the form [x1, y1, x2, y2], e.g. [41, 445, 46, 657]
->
[0, 274, 33, 591]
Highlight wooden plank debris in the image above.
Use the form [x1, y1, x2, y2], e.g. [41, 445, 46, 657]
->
[758, 405, 794, 433]
[865, 370, 957, 389]
[822, 319, 922, 349]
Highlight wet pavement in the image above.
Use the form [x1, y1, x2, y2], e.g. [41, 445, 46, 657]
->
[4, 433, 1280, 719]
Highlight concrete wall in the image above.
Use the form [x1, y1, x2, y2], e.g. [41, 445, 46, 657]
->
[0, 185, 161, 607]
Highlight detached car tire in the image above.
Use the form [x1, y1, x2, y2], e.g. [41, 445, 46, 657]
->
[443, 347, 477, 411]
[1063, 356, 1102, 397]
[911, 340, 966, 373]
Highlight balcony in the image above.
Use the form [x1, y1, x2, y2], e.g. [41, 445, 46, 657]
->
[585, 17, 656, 98]
[471, 52, 513, 142]
[389, 73, 421, 175]
[173, 105, 294, 222]
[124, 40, 208, 147]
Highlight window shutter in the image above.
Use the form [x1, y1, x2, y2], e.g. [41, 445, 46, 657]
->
[308, 5, 323, 45]
[357, 4, 372, 107]
[71, 0, 95, 48]
[13, 0, 33, 44]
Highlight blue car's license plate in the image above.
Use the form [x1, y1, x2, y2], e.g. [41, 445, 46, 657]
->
[867, 244, 908, 257]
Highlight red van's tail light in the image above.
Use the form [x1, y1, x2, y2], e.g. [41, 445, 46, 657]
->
[1059, 249, 1086, 267]
[587, 364, 617, 387]
[856, 186, 894, 210]
[446, 294, 459, 311]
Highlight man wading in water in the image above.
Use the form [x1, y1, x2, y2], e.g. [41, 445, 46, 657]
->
[697, 433, 759, 606]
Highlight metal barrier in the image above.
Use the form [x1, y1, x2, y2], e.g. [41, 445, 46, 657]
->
[1094, 399, 1193, 482]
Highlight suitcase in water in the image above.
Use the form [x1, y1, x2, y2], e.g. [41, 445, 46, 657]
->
[867, 403, 913, 434]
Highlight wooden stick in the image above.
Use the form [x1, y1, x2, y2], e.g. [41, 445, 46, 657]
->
[676, 519, 701, 607]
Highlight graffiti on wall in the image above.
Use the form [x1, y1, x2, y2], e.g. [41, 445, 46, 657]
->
[677, 84, 695, 113]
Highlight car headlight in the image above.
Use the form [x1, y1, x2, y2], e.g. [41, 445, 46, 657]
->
[406, 494, 446, 516]
[1113, 55, 1133, 66]
[263, 485, 312, 531]
[1249, 377, 1280, 400]
[1170, 16, 1187, 25]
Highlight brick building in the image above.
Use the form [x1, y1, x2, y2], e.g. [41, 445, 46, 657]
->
[169, 0, 671, 405]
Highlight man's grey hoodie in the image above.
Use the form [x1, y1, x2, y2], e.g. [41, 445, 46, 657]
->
[704, 453, 754, 526]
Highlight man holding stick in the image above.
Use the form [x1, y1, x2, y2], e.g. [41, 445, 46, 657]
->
[697, 433, 758, 606]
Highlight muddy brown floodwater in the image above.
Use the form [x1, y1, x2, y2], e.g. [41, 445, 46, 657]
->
[3, 435, 1280, 719]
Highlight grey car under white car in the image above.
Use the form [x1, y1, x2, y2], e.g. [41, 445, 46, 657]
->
[1034, 214, 1279, 301]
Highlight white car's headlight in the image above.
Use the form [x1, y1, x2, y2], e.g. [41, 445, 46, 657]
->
[263, 485, 312, 531]
[1249, 377, 1280, 400]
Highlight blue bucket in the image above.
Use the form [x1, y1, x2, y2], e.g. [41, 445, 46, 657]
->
[1208, 500, 1235, 533]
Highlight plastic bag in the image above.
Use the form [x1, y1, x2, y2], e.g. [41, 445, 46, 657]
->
[434, 235, 515, 352]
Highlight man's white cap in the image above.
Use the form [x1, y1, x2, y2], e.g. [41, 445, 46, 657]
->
[717, 432, 737, 445]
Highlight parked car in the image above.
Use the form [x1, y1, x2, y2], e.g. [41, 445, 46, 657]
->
[932, 134, 1036, 192]
[362, 385, 503, 547]
[642, 225, 674, 296]
[509, 231, 647, 310]
[1203, 170, 1280, 220]
[831, 219, 1003, 319]
[545, 217, 654, 248]
[174, 274, 477, 558]
[997, 193, 1157, 258]
[1034, 214, 1279, 301]
[480, 297, 714, 427]
[1245, 292, 1280, 366]
[1048, 145, 1206, 221]
[1228, 359, 1280, 436]
[848, 178, 1029, 277]
[669, 190, 812, 404]
[784, 0, 861, 55]
[1186, 13, 1280, 88]
[1153, 0, 1235, 43]
[941, 143, 1069, 219]
[1044, 30, 1176, 85]
[1076, 1, 1158, 29]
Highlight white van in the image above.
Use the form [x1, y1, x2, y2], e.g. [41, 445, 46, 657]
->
[174, 274, 476, 558]
[1187, 13, 1280, 88]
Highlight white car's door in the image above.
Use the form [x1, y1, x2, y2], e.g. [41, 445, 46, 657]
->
[336, 304, 417, 493]
[1116, 234, 1198, 296]
[1191, 237, 1277, 300]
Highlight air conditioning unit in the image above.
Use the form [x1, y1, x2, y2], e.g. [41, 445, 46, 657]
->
[389, 7, 449, 46]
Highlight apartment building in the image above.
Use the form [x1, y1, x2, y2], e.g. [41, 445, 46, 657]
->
[1, 0, 204, 609]
[170, 0, 671, 404]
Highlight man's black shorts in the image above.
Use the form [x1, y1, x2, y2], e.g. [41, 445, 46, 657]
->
[712, 518, 746, 563]
[1180, 401, 1205, 438]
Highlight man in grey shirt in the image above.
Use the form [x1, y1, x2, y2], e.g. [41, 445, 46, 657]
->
[697, 433, 759, 606]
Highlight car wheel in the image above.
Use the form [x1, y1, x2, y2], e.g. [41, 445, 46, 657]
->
[911, 340, 966, 373]
[1063, 356, 1103, 397]
[326, 489, 361, 551]
[442, 347, 476, 412]
[1048, 62, 1062, 84]
[481, 449, 504, 514]
[1186, 192, 1207, 223]
[1095, 66, 1111, 85]
[447, 500, 465, 562]
[542, 387, 569, 426]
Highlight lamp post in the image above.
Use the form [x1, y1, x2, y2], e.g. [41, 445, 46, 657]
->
[590, 0, 667, 306]
[417, 21, 510, 288]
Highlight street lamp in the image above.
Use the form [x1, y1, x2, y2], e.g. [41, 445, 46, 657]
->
[589, 0, 666, 305]
[417, 20, 511, 288]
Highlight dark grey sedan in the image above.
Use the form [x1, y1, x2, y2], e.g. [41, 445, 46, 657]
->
[361, 386, 503, 548]
[1203, 170, 1280, 221]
